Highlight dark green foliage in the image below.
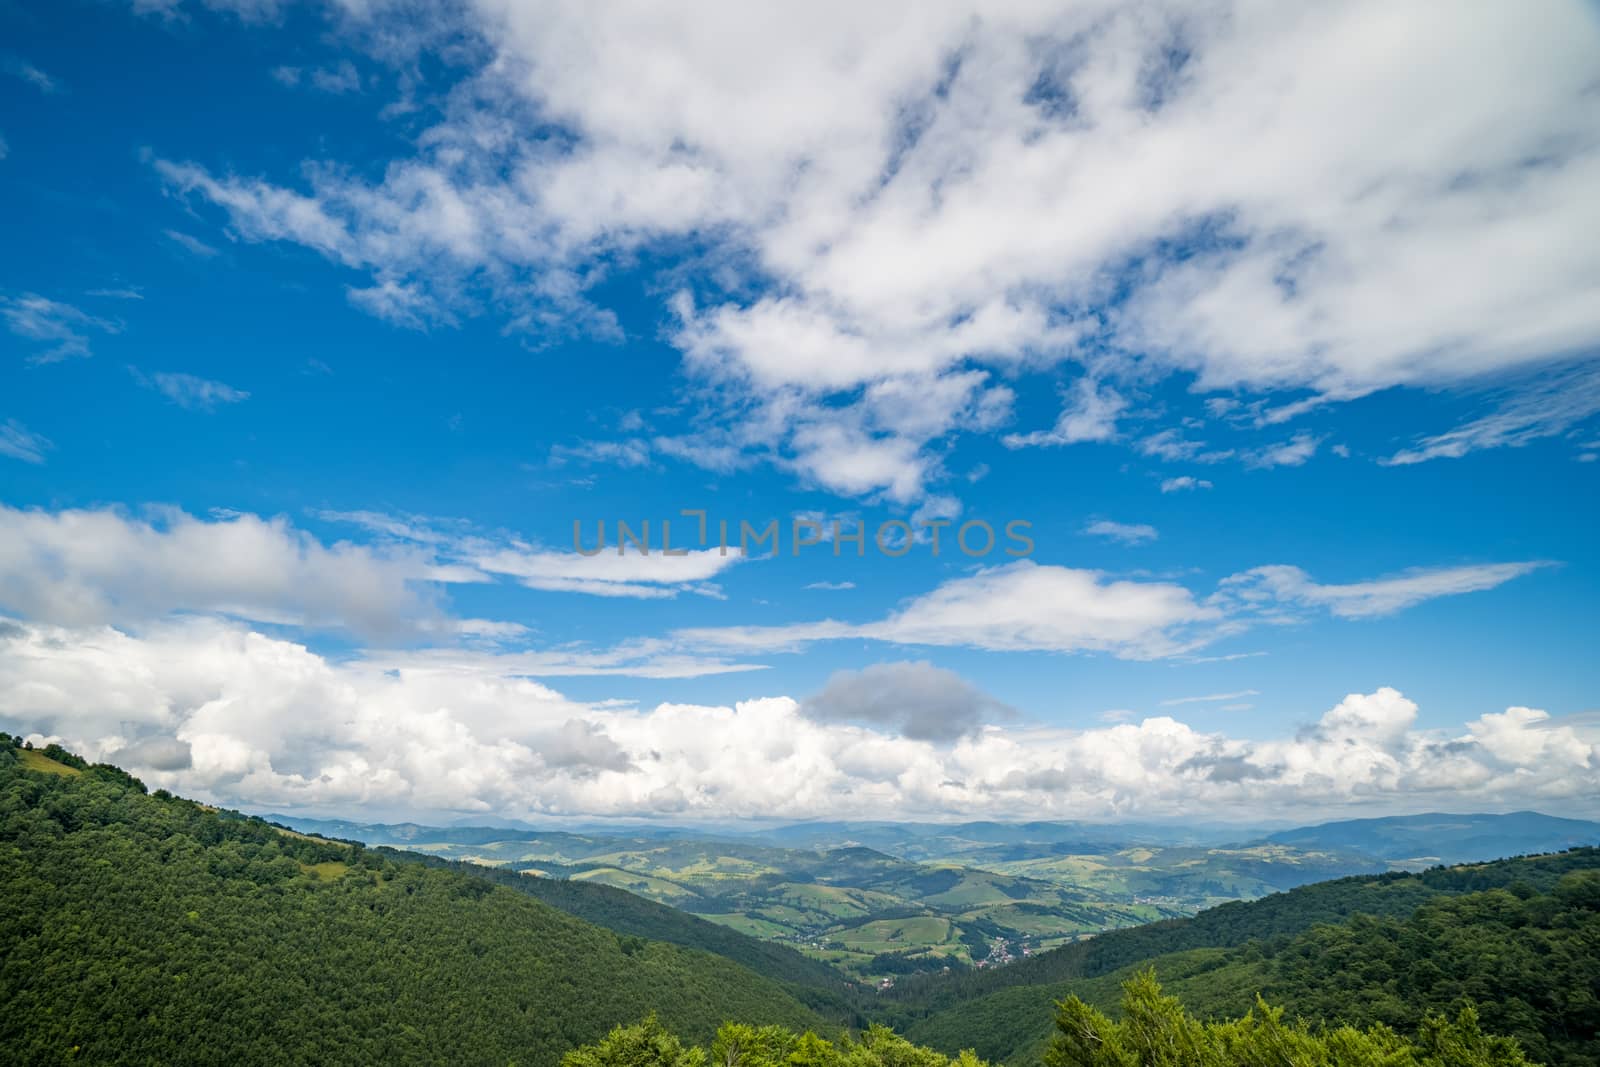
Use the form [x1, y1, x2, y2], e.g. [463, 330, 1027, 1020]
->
[0, 740, 1585, 1067]
[902, 850, 1600, 1067]
[1045, 972, 1531, 1067]
[355, 846, 868, 1025]
[559, 982, 1530, 1067]
[563, 1017, 987, 1067]
[887, 849, 1599, 1024]
[867, 952, 967, 976]
[0, 755, 822, 1065]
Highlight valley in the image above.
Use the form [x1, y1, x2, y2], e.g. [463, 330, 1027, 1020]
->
[272, 817, 1404, 981]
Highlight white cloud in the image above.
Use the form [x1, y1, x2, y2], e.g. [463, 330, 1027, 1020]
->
[806, 581, 856, 591]
[1083, 519, 1158, 545]
[2, 293, 118, 364]
[1220, 561, 1552, 620]
[0, 504, 1552, 672]
[1160, 475, 1212, 493]
[1244, 431, 1321, 469]
[681, 554, 1550, 659]
[0, 503, 463, 637]
[1160, 689, 1259, 707]
[681, 559, 1221, 660]
[346, 278, 449, 329]
[164, 228, 220, 258]
[319, 509, 745, 599]
[1385, 363, 1600, 465]
[0, 420, 52, 465]
[130, 0, 284, 23]
[462, 541, 742, 600]
[156, 1, 1600, 499]
[1004, 378, 1125, 449]
[1, 628, 1593, 819]
[2, 56, 59, 93]
[310, 60, 362, 94]
[135, 369, 250, 410]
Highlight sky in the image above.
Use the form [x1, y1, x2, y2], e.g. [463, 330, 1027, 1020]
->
[1, 0, 1598, 825]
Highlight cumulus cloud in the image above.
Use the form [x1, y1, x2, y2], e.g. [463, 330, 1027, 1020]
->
[803, 660, 1012, 743]
[154, 1, 1600, 499]
[681, 554, 1550, 659]
[0, 504, 1555, 671]
[1160, 476, 1212, 493]
[1004, 378, 1125, 449]
[1, 624, 1593, 820]
[681, 560, 1221, 660]
[0, 503, 465, 637]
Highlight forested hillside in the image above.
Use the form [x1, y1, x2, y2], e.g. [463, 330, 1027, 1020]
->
[358, 846, 865, 1022]
[0, 738, 823, 1065]
[3, 736, 1591, 1067]
[899, 851, 1600, 1067]
[554, 975, 1534, 1067]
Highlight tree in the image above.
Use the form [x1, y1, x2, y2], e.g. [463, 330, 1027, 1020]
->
[1045, 971, 1533, 1067]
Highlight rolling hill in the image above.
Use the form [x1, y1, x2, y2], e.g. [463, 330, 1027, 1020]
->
[1264, 811, 1600, 866]
[0, 740, 825, 1065]
[3, 736, 1590, 1067]
[891, 848, 1600, 1067]
[270, 817, 1195, 978]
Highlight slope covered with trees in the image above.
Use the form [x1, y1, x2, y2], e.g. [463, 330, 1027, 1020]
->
[3, 736, 1591, 1067]
[899, 851, 1600, 1067]
[0, 738, 822, 1065]
[360, 846, 866, 1023]
[555, 973, 1532, 1067]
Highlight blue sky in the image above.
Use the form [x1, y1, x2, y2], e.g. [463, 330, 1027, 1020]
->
[2, 0, 1598, 822]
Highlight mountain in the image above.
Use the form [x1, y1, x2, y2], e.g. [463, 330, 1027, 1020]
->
[3, 738, 1588, 1067]
[1264, 811, 1600, 866]
[0, 741, 824, 1065]
[891, 848, 1600, 1067]
[267, 815, 1197, 978]
[355, 847, 865, 1019]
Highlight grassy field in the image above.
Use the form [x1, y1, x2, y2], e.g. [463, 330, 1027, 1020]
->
[17, 749, 81, 777]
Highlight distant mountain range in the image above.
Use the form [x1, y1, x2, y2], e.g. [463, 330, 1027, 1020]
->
[275, 808, 1600, 869]
[1264, 810, 1600, 866]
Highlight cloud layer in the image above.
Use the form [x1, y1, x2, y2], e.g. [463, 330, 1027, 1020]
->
[153, 1, 1600, 494]
[0, 504, 1548, 663]
[2, 615, 1594, 820]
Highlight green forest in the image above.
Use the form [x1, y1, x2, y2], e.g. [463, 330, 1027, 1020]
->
[557, 975, 1533, 1067]
[2, 735, 1597, 1066]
